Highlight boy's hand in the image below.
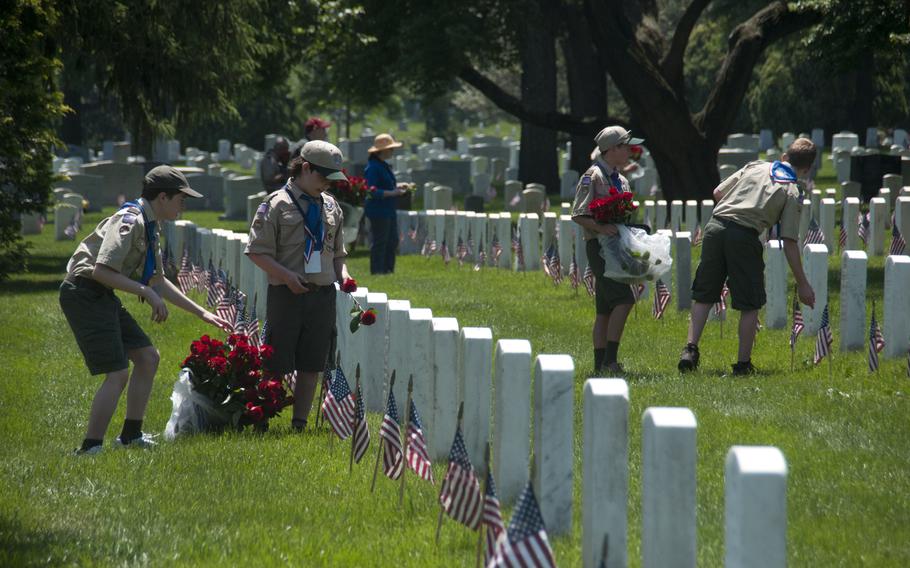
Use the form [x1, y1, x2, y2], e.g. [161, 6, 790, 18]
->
[798, 281, 815, 309]
[147, 290, 169, 323]
[284, 270, 310, 294]
[202, 311, 233, 332]
[600, 223, 619, 236]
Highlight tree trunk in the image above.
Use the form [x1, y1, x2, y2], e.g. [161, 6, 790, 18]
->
[518, 0, 560, 194]
[60, 86, 83, 155]
[848, 59, 875, 136]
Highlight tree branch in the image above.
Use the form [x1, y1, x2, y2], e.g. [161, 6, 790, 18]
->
[697, 1, 824, 147]
[661, 0, 712, 93]
[458, 65, 625, 136]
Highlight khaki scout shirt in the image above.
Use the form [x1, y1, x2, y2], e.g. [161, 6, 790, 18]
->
[245, 181, 347, 286]
[711, 161, 803, 240]
[66, 198, 164, 284]
[571, 158, 631, 240]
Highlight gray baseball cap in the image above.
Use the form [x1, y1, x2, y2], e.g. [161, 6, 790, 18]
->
[143, 165, 203, 198]
[301, 140, 347, 181]
[595, 126, 645, 152]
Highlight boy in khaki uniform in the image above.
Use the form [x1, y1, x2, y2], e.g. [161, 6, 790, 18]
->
[678, 138, 817, 375]
[245, 140, 353, 431]
[572, 125, 645, 374]
[61, 166, 232, 454]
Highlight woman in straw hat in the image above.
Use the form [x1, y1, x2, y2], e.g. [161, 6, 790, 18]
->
[364, 133, 408, 274]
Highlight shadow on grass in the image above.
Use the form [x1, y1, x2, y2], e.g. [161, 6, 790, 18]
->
[0, 278, 62, 295]
[828, 265, 885, 295]
[0, 515, 101, 567]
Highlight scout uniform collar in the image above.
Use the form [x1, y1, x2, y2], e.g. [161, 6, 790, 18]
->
[770, 161, 797, 184]
[118, 197, 157, 285]
[284, 180, 325, 263]
[594, 158, 623, 192]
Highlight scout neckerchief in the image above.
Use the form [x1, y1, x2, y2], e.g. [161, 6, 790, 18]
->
[595, 159, 623, 193]
[769, 161, 798, 247]
[119, 199, 156, 285]
[285, 181, 324, 263]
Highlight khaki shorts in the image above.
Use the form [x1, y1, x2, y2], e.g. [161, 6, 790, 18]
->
[691, 217, 766, 311]
[264, 285, 336, 374]
[586, 239, 635, 314]
[59, 277, 152, 375]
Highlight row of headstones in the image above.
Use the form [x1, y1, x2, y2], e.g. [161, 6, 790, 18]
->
[333, 285, 789, 568]
[800, 192, 910, 256]
[419, 180, 551, 213]
[748, 129, 910, 153]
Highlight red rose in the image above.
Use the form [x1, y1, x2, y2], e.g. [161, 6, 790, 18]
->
[341, 278, 357, 293]
[259, 344, 274, 360]
[360, 308, 377, 326]
[244, 388, 260, 403]
[245, 402, 264, 422]
[207, 356, 228, 375]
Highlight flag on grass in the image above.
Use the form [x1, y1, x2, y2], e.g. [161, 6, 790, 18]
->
[483, 469, 506, 566]
[491, 234, 503, 266]
[653, 279, 670, 319]
[438, 425, 482, 529]
[352, 381, 370, 463]
[803, 218, 825, 246]
[858, 212, 869, 245]
[248, 298, 261, 348]
[544, 244, 562, 285]
[583, 264, 596, 297]
[813, 304, 833, 365]
[321, 367, 356, 440]
[466, 230, 475, 261]
[474, 242, 486, 271]
[839, 224, 847, 249]
[692, 225, 703, 247]
[512, 228, 525, 270]
[487, 481, 557, 568]
[215, 287, 236, 324]
[568, 252, 580, 292]
[442, 240, 451, 265]
[380, 389, 403, 480]
[790, 294, 804, 349]
[456, 236, 468, 266]
[233, 292, 247, 336]
[890, 224, 907, 256]
[869, 304, 885, 372]
[714, 281, 729, 316]
[630, 282, 646, 302]
[406, 399, 434, 482]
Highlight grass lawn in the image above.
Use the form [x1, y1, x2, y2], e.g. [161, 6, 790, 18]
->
[2, 153, 908, 567]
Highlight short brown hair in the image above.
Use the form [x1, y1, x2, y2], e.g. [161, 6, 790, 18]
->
[140, 187, 183, 201]
[288, 156, 305, 178]
[785, 138, 817, 170]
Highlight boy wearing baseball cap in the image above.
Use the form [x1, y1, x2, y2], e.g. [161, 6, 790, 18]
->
[571, 126, 645, 374]
[61, 166, 233, 455]
[246, 141, 354, 432]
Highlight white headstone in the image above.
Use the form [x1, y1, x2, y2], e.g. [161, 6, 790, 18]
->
[493, 339, 532, 505]
[883, 255, 910, 358]
[684, 200, 699, 231]
[832, 131, 859, 153]
[798, 199, 811, 241]
[362, 292, 389, 412]
[387, 300, 412, 404]
[406, 308, 434, 444]
[802, 243, 829, 334]
[430, 317, 460, 460]
[560, 169, 580, 200]
[460, 327, 493, 475]
[819, 198, 836, 251]
[896, 197, 910, 245]
[675, 232, 692, 310]
[583, 379, 629, 568]
[839, 251, 867, 351]
[670, 200, 683, 233]
[764, 240, 787, 329]
[869, 197, 887, 255]
[518, 214, 540, 271]
[533, 354, 575, 536]
[700, 200, 714, 226]
[656, 200, 668, 230]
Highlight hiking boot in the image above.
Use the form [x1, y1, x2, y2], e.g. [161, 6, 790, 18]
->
[114, 432, 158, 448]
[677, 343, 700, 372]
[731, 361, 757, 376]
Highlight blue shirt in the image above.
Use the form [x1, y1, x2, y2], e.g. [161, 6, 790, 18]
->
[364, 157, 398, 219]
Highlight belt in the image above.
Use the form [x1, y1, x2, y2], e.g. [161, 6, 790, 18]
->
[713, 216, 759, 235]
[64, 274, 111, 293]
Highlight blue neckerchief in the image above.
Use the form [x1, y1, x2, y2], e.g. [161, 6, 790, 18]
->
[770, 161, 797, 183]
[119, 200, 156, 285]
[594, 160, 623, 192]
[285, 183, 324, 262]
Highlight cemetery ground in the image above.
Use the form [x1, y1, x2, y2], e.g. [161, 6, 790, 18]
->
[2, 203, 909, 567]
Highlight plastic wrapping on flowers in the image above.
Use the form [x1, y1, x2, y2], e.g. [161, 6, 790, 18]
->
[597, 226, 672, 284]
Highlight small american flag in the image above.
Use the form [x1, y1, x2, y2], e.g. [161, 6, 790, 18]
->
[177, 249, 193, 294]
[483, 469, 506, 565]
[193, 262, 205, 293]
[258, 316, 269, 347]
[491, 234, 503, 266]
[630, 282, 646, 302]
[813, 304, 833, 365]
[405, 399, 434, 482]
[583, 264, 596, 297]
[714, 281, 729, 316]
[869, 304, 885, 372]
[890, 224, 907, 255]
[839, 224, 847, 249]
[380, 389, 403, 480]
[438, 425, 482, 529]
[466, 230, 475, 261]
[513, 229, 525, 271]
[408, 225, 418, 242]
[653, 279, 670, 319]
[215, 287, 236, 323]
[205, 262, 218, 307]
[474, 242, 486, 271]
[442, 240, 452, 265]
[858, 212, 869, 245]
[803, 218, 825, 246]
[692, 225, 704, 247]
[321, 367, 356, 440]
[544, 244, 562, 285]
[163, 241, 177, 276]
[352, 381, 370, 463]
[790, 294, 804, 349]
[487, 481, 557, 568]
[248, 297, 261, 348]
[233, 292, 247, 336]
[456, 236, 468, 265]
[569, 253, 579, 291]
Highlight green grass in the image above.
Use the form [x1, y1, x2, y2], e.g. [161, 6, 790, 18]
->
[3, 160, 909, 567]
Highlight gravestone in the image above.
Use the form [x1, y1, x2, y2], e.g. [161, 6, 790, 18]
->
[583, 379, 629, 568]
[246, 192, 267, 223]
[111, 141, 130, 163]
[504, 180, 523, 210]
[387, 300, 412, 405]
[718, 149, 757, 169]
[670, 200, 683, 233]
[81, 161, 144, 207]
[218, 139, 231, 162]
[521, 188, 545, 215]
[655, 200, 667, 230]
[684, 200, 699, 230]
[20, 211, 44, 235]
[840, 251, 867, 351]
[432, 186, 453, 210]
[811, 128, 825, 150]
[897, 197, 910, 245]
[802, 243, 829, 334]
[883, 174, 903, 207]
[494, 339, 532, 505]
[759, 129, 774, 151]
[460, 327, 493, 475]
[842, 197, 861, 250]
[780, 132, 796, 151]
[541, 212, 557, 254]
[533, 354, 574, 536]
[473, 173, 491, 198]
[54, 173, 105, 211]
[430, 317, 459, 460]
[883, 255, 910, 358]
[719, 164, 738, 181]
[428, 159, 472, 194]
[406, 308, 434, 447]
[764, 241, 787, 329]
[868, 197, 887, 255]
[363, 292, 390, 413]
[54, 203, 78, 240]
[820, 198, 836, 251]
[810, 189, 822, 222]
[495, 214, 512, 269]
[642, 407, 697, 568]
[518, 214, 540, 270]
[841, 180, 861, 201]
[866, 127, 879, 148]
[798, 199, 811, 241]
[725, 446, 788, 568]
[832, 131, 859, 154]
[238, 235, 255, 301]
[700, 200, 714, 226]
[469, 144, 510, 163]
[560, 169, 579, 200]
[223, 176, 262, 219]
[471, 156, 489, 177]
[558, 216, 574, 274]
[675, 232, 692, 309]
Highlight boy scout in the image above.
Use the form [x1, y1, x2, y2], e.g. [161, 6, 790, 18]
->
[678, 138, 817, 375]
[571, 125, 645, 374]
[245, 140, 353, 432]
[61, 166, 232, 455]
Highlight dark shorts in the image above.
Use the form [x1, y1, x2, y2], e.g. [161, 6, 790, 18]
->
[59, 277, 153, 375]
[691, 217, 765, 311]
[264, 284, 336, 374]
[585, 239, 635, 314]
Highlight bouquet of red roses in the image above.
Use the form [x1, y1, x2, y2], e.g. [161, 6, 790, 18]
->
[165, 334, 293, 437]
[589, 186, 638, 225]
[328, 170, 374, 207]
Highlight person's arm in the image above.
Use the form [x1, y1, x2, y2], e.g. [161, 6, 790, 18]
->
[334, 257, 350, 283]
[92, 264, 169, 323]
[247, 253, 309, 294]
[782, 237, 815, 308]
[572, 215, 618, 236]
[155, 275, 233, 331]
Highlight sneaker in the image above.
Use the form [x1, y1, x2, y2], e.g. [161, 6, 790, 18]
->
[74, 445, 103, 456]
[603, 362, 626, 376]
[731, 361, 757, 376]
[678, 343, 700, 372]
[114, 432, 158, 448]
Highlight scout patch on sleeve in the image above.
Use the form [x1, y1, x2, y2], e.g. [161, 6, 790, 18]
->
[118, 213, 137, 235]
[252, 202, 269, 228]
[581, 174, 592, 186]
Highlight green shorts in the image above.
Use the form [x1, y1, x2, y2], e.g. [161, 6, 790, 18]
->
[691, 217, 766, 311]
[264, 284, 336, 374]
[59, 277, 153, 375]
[586, 239, 635, 314]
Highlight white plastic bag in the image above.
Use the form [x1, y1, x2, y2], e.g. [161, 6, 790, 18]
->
[597, 225, 673, 284]
[164, 368, 229, 440]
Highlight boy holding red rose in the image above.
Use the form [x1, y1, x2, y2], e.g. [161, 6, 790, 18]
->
[571, 126, 645, 374]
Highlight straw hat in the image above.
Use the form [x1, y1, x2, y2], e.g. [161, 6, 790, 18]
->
[368, 133, 404, 154]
